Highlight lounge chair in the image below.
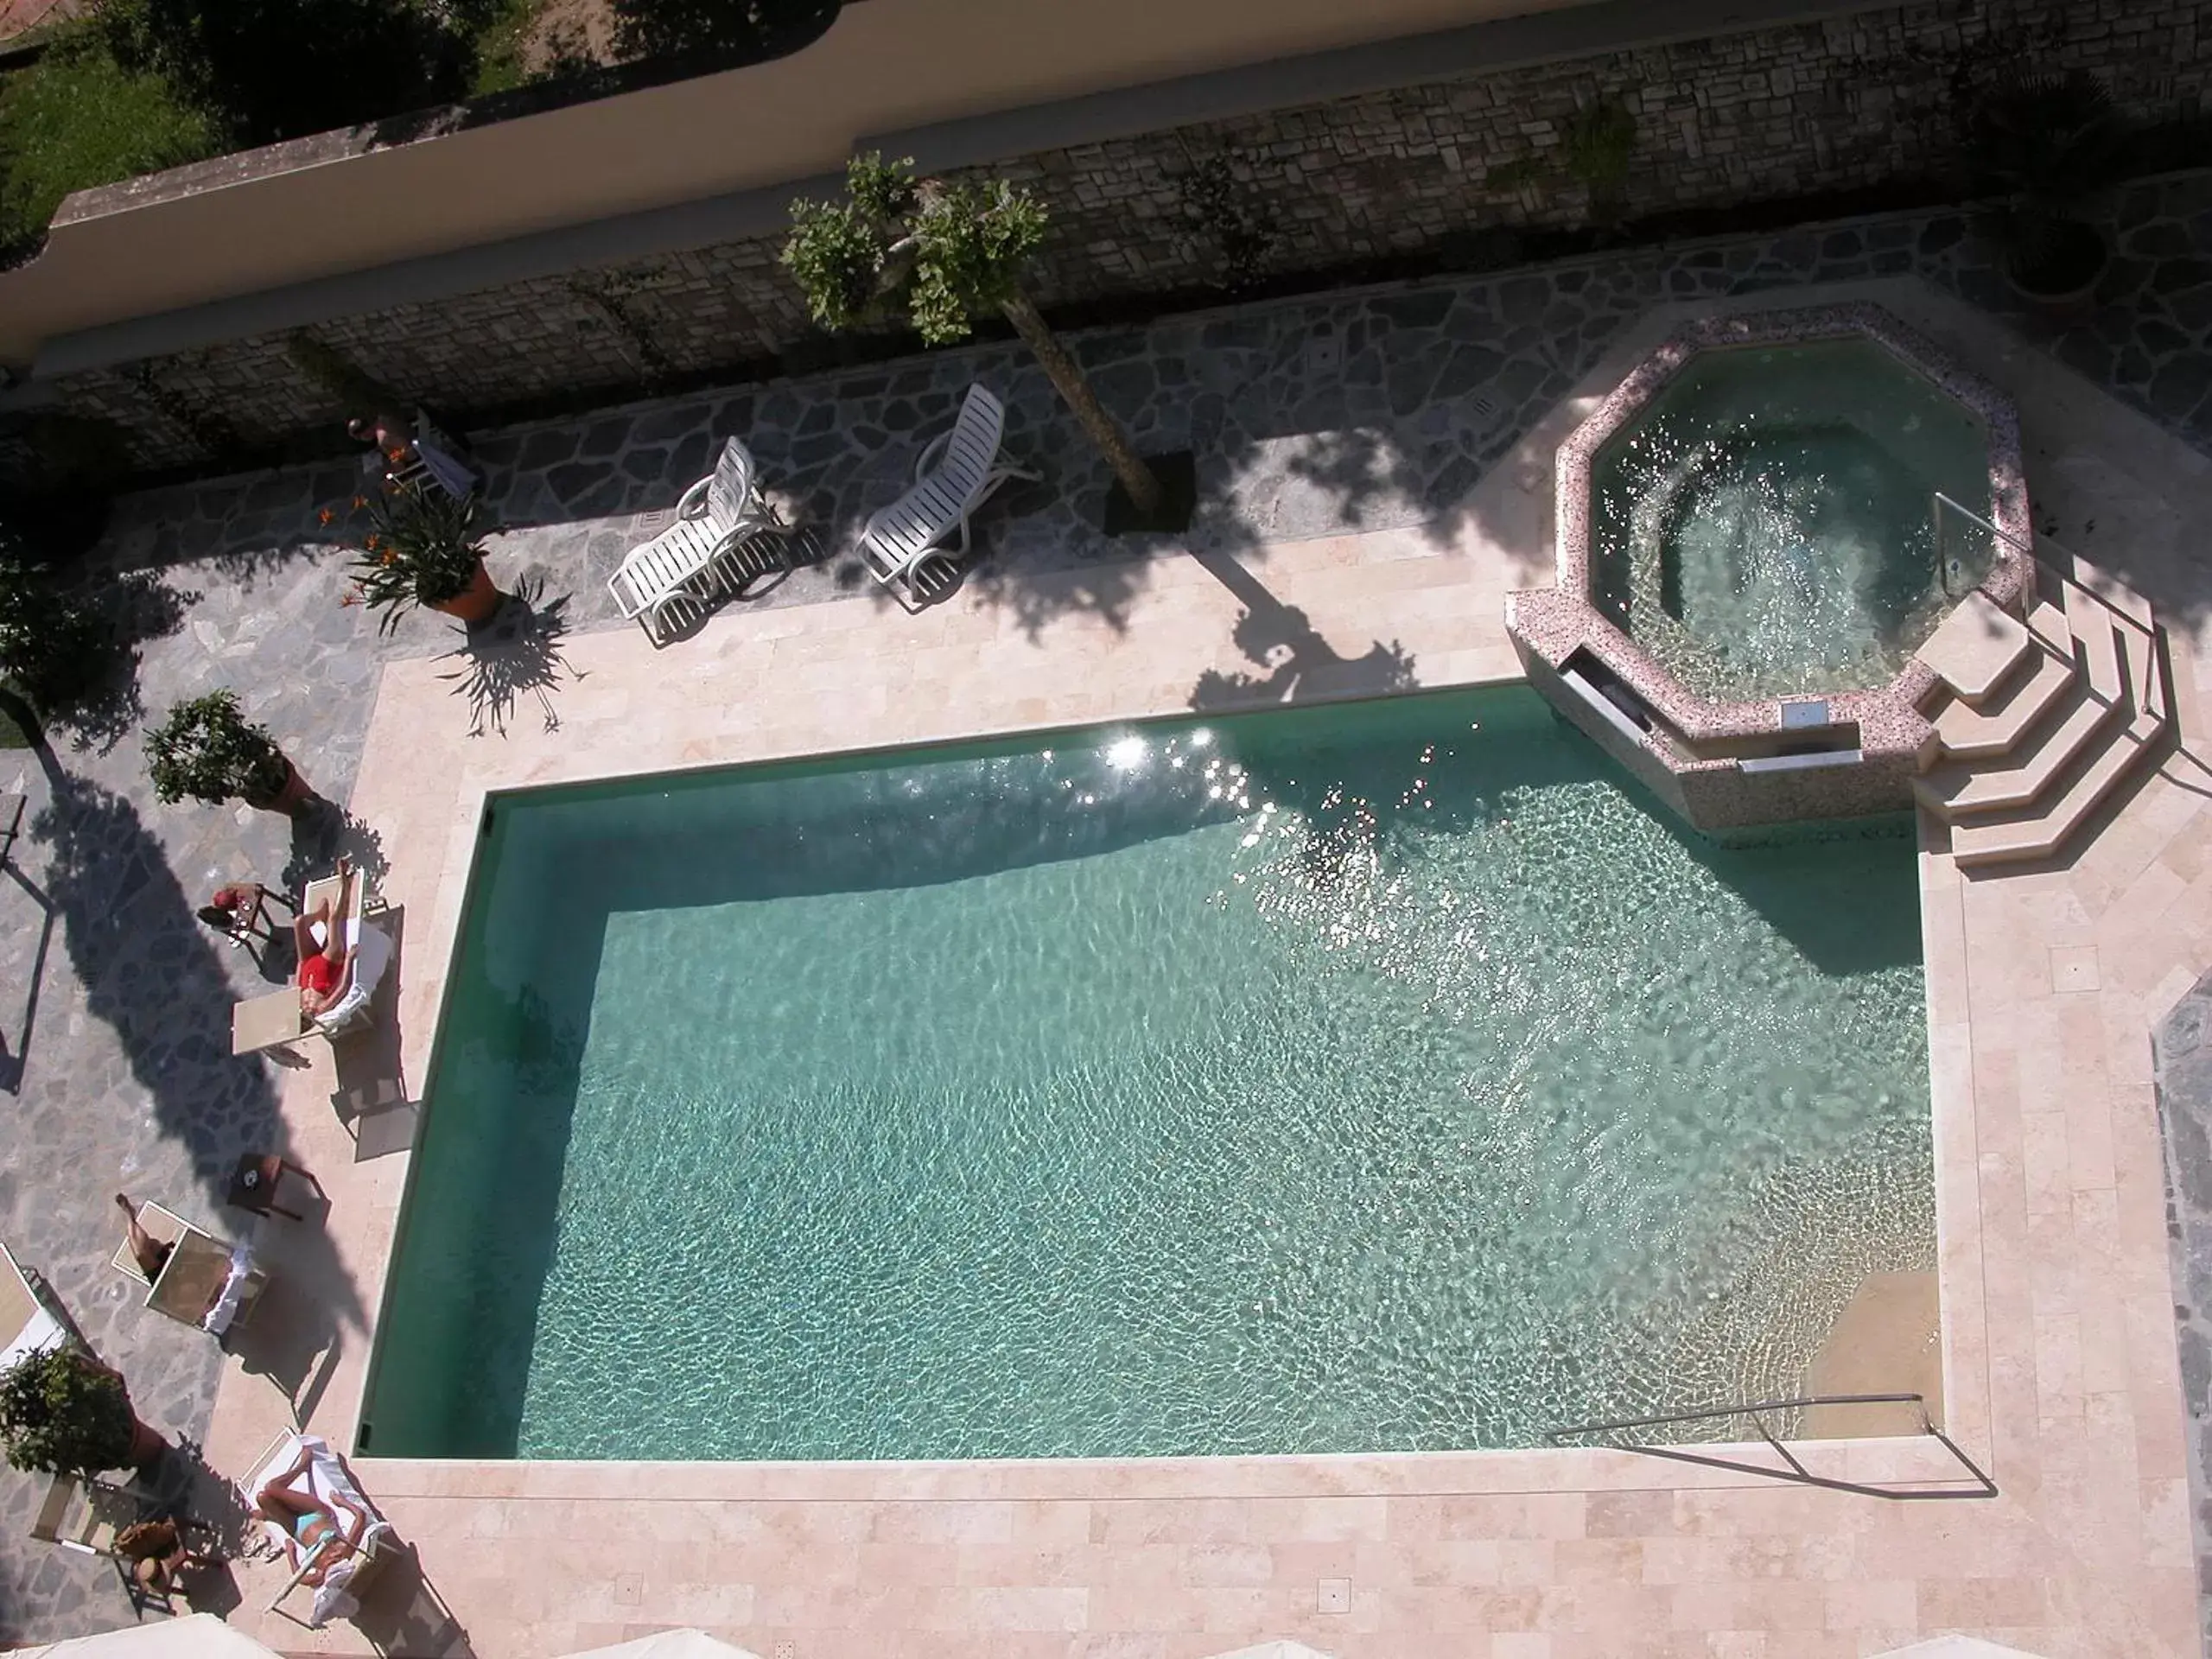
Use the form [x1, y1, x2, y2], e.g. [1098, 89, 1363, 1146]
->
[30, 1471, 205, 1615]
[231, 869, 394, 1055]
[610, 436, 792, 645]
[858, 384, 1039, 612]
[372, 410, 480, 500]
[240, 1431, 398, 1628]
[1, 1242, 67, 1376]
[111, 1201, 267, 1340]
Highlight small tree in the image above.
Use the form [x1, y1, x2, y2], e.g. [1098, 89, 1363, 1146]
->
[0, 523, 111, 715]
[144, 690, 294, 809]
[784, 154, 1166, 521]
[0, 1349, 140, 1477]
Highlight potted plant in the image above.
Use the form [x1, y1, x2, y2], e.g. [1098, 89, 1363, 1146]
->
[145, 689, 312, 814]
[0, 1348, 167, 1476]
[1967, 70, 2128, 316]
[329, 480, 501, 632]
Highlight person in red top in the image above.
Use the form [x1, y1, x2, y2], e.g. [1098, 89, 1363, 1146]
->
[292, 858, 356, 1019]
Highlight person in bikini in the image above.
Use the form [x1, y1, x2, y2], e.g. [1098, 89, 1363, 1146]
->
[250, 1444, 365, 1587]
[292, 859, 355, 1019]
[111, 1194, 172, 1281]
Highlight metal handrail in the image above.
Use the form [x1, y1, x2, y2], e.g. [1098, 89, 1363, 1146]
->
[1546, 1391, 1998, 1501]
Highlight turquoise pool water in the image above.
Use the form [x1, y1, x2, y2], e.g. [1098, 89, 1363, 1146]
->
[1591, 339, 1993, 701]
[361, 688, 1932, 1461]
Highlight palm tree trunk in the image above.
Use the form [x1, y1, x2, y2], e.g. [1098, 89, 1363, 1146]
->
[999, 289, 1165, 521]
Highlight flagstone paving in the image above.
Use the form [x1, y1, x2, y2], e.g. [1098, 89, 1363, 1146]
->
[4, 170, 2212, 1643]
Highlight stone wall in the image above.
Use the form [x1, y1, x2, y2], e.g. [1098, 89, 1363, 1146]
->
[27, 0, 2211, 477]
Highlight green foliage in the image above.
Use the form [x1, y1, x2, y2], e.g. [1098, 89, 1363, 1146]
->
[0, 1349, 137, 1477]
[608, 0, 838, 65]
[782, 153, 912, 333]
[1177, 153, 1275, 291]
[1481, 155, 1545, 194]
[783, 154, 1047, 346]
[143, 689, 289, 806]
[0, 24, 218, 258]
[99, 0, 474, 147]
[1560, 99, 1637, 194]
[1967, 70, 2126, 213]
[0, 525, 112, 715]
[333, 480, 487, 632]
[283, 334, 401, 420]
[909, 179, 1046, 345]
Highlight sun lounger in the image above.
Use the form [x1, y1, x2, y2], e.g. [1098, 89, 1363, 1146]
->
[232, 869, 394, 1054]
[241, 1431, 398, 1628]
[111, 1201, 266, 1339]
[610, 436, 792, 645]
[1, 1242, 67, 1376]
[858, 384, 1039, 612]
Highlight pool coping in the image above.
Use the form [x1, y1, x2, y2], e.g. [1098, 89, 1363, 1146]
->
[195, 276, 2209, 1656]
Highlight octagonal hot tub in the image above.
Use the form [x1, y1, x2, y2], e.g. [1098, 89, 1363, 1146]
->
[1508, 303, 2033, 833]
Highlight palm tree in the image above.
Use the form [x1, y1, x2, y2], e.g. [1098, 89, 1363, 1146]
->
[782, 153, 1166, 522]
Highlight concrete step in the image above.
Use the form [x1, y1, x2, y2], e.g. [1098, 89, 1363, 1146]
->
[1948, 726, 2155, 868]
[1914, 683, 2123, 818]
[1931, 645, 2077, 762]
[2025, 598, 2071, 656]
[1916, 590, 2032, 708]
[2063, 579, 2125, 706]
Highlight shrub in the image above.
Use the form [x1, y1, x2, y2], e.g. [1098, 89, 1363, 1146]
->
[0, 1349, 137, 1477]
[330, 480, 488, 632]
[608, 0, 839, 65]
[0, 515, 114, 716]
[144, 690, 290, 807]
[0, 25, 218, 260]
[99, 0, 474, 148]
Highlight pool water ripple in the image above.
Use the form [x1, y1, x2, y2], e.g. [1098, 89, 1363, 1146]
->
[363, 688, 1932, 1460]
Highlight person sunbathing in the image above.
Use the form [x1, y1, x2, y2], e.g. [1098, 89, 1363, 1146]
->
[113, 1517, 214, 1596]
[293, 859, 355, 1019]
[111, 1194, 172, 1281]
[251, 1445, 365, 1587]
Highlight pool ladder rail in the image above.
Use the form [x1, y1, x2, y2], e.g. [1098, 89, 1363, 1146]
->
[1915, 493, 2174, 869]
[1546, 1392, 1998, 1500]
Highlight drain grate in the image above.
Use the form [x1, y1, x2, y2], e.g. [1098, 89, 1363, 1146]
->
[773, 1643, 796, 1659]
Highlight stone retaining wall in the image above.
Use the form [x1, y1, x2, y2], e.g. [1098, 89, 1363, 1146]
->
[24, 0, 2210, 478]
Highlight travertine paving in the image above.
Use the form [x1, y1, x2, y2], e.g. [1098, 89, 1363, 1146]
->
[6, 172, 2212, 1646]
[167, 278, 2210, 1659]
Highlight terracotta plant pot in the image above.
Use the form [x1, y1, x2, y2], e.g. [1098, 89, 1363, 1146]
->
[430, 560, 503, 626]
[246, 758, 315, 817]
[2003, 223, 2109, 325]
[126, 1414, 168, 1470]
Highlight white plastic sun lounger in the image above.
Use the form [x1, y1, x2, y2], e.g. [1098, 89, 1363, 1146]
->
[858, 384, 1039, 612]
[231, 869, 392, 1053]
[1, 1242, 67, 1376]
[610, 436, 792, 645]
[241, 1431, 398, 1628]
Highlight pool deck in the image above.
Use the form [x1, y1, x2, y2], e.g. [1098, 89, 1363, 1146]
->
[189, 275, 2212, 1658]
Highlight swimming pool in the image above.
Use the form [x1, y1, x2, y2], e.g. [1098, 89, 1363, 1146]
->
[359, 686, 1932, 1461]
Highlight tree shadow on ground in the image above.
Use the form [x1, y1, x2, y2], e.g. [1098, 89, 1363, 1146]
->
[24, 741, 367, 1338]
[279, 803, 391, 899]
[43, 572, 198, 760]
[0, 858, 58, 1093]
[1185, 549, 1417, 711]
[436, 576, 578, 737]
